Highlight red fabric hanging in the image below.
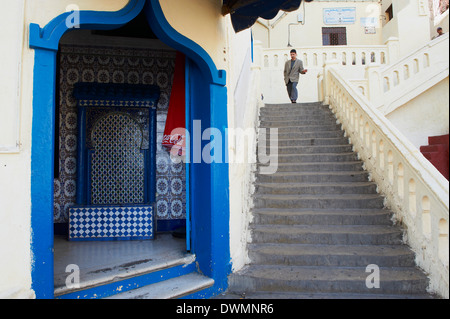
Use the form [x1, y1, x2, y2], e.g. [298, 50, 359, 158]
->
[162, 52, 186, 156]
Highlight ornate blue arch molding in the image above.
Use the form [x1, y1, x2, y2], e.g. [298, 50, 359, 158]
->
[144, 0, 226, 86]
[29, 0, 144, 51]
[29, 0, 230, 299]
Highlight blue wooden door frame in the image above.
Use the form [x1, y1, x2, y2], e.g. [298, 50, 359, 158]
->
[29, 0, 231, 299]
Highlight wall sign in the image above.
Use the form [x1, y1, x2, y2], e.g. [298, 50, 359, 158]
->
[360, 17, 378, 27]
[323, 7, 356, 25]
[364, 26, 376, 34]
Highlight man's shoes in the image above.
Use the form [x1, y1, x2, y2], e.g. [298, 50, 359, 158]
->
[291, 100, 296, 103]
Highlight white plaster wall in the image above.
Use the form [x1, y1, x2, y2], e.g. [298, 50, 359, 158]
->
[226, 27, 259, 272]
[0, 0, 32, 299]
[252, 0, 383, 48]
[159, 0, 228, 70]
[381, 0, 432, 56]
[386, 77, 449, 149]
[428, 0, 449, 37]
[26, 0, 128, 28]
[432, 10, 449, 36]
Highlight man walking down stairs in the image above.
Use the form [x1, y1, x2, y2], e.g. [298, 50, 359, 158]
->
[223, 102, 435, 299]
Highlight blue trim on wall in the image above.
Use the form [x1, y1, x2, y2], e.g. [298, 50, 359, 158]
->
[209, 83, 232, 294]
[30, 49, 58, 299]
[75, 106, 87, 205]
[145, 0, 232, 297]
[145, 0, 226, 86]
[29, 0, 231, 299]
[29, 0, 145, 51]
[29, 2, 148, 298]
[251, 30, 254, 63]
[185, 57, 191, 252]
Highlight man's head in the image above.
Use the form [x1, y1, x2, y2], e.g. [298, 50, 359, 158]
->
[437, 27, 443, 35]
[290, 49, 297, 60]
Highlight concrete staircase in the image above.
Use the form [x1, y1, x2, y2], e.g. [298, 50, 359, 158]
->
[226, 102, 434, 299]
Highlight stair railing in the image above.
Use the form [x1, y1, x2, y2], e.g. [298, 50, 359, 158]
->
[363, 33, 449, 115]
[323, 59, 449, 298]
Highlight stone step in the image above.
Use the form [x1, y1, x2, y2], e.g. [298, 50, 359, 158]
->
[258, 161, 364, 173]
[254, 193, 384, 209]
[251, 208, 391, 225]
[261, 129, 345, 140]
[250, 224, 402, 245]
[256, 171, 370, 183]
[248, 243, 416, 267]
[266, 124, 342, 134]
[261, 104, 328, 113]
[259, 114, 336, 123]
[106, 273, 214, 299]
[260, 119, 337, 128]
[270, 144, 354, 155]
[224, 102, 433, 299]
[259, 113, 336, 121]
[259, 114, 335, 122]
[263, 102, 326, 107]
[271, 130, 345, 140]
[259, 137, 350, 147]
[216, 291, 435, 299]
[255, 182, 378, 195]
[227, 264, 430, 296]
[261, 153, 358, 164]
[260, 108, 333, 115]
[54, 252, 200, 299]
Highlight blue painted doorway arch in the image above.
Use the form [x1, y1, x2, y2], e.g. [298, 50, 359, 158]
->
[29, 0, 230, 299]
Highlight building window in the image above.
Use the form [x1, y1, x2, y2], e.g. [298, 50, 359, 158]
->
[385, 4, 393, 22]
[322, 27, 347, 46]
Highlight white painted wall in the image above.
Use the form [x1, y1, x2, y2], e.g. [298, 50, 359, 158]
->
[387, 77, 449, 149]
[252, 0, 383, 48]
[0, 0, 32, 299]
[159, 0, 228, 70]
[381, 0, 437, 56]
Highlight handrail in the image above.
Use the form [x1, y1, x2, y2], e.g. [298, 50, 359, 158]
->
[381, 35, 448, 114]
[324, 62, 449, 298]
[380, 33, 449, 74]
[358, 34, 449, 115]
[263, 44, 389, 52]
[262, 45, 389, 69]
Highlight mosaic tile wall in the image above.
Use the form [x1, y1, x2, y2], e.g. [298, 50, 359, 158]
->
[90, 111, 146, 205]
[54, 44, 186, 225]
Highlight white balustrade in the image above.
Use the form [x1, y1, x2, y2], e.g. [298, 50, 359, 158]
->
[365, 33, 449, 115]
[262, 45, 388, 69]
[323, 62, 449, 298]
[261, 45, 388, 104]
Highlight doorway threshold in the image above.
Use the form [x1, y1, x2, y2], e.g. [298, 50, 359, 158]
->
[54, 233, 197, 298]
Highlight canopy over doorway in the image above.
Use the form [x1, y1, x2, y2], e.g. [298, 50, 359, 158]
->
[222, 0, 313, 32]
